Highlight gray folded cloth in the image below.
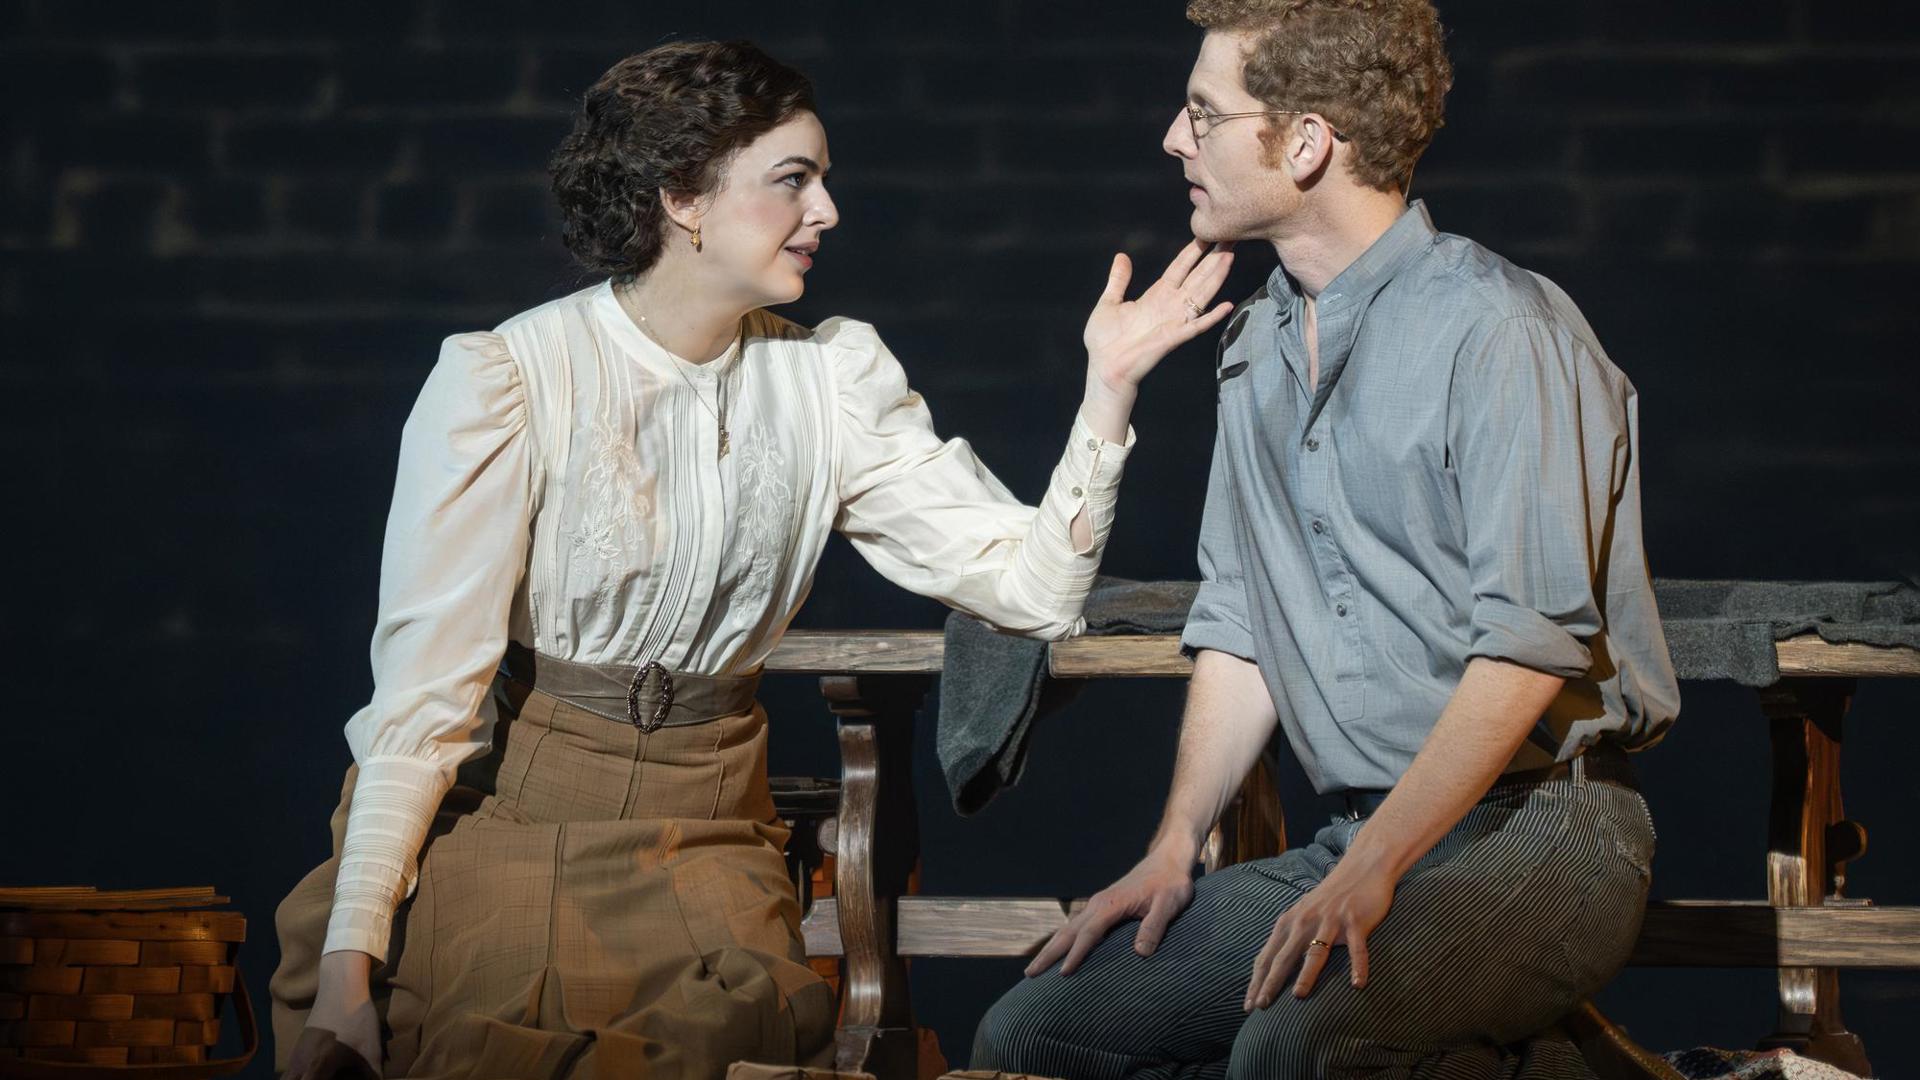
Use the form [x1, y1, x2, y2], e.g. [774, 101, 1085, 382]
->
[935, 578, 1920, 814]
[1657, 579, 1920, 687]
[938, 578, 1196, 815]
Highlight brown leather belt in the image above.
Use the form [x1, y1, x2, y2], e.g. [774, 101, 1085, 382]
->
[498, 641, 761, 733]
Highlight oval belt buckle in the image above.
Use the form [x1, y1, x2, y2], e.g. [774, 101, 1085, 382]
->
[626, 660, 675, 732]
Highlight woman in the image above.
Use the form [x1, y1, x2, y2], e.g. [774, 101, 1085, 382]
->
[271, 39, 1234, 1079]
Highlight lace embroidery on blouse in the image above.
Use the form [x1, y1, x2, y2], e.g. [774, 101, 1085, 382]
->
[569, 411, 654, 600]
[732, 424, 794, 607]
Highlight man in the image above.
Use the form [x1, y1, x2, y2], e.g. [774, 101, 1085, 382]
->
[973, 1, 1681, 1075]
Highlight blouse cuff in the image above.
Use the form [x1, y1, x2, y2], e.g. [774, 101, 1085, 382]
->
[1051, 411, 1136, 556]
[322, 755, 449, 962]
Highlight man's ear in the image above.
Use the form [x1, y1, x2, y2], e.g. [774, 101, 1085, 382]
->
[1283, 115, 1338, 185]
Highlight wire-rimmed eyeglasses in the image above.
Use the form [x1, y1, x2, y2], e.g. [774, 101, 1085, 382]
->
[1185, 103, 1351, 143]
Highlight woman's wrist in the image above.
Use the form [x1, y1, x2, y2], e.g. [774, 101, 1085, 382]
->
[1078, 369, 1138, 446]
[317, 949, 375, 1001]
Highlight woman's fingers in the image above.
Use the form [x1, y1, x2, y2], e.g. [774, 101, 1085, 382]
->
[1099, 252, 1133, 306]
[1190, 247, 1236, 302]
[1157, 301, 1235, 352]
[1159, 237, 1211, 285]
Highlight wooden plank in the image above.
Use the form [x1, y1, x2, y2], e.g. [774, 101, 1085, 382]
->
[765, 632, 945, 675]
[0, 912, 246, 943]
[1049, 636, 1193, 678]
[802, 897, 1920, 967]
[764, 631, 1920, 680]
[1776, 635, 1920, 678]
[804, 898, 1080, 958]
[0, 887, 224, 912]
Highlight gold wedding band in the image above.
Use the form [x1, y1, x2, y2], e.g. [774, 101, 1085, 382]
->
[1182, 297, 1204, 320]
[1307, 938, 1332, 949]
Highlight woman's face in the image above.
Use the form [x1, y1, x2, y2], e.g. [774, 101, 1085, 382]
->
[694, 111, 839, 307]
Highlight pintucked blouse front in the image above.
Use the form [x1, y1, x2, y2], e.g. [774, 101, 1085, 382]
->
[326, 281, 1134, 960]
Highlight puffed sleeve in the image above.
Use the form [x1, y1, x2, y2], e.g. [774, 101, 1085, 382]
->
[1448, 315, 1628, 679]
[324, 332, 534, 962]
[825, 318, 1133, 640]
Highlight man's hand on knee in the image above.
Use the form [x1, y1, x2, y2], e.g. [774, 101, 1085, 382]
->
[1244, 858, 1393, 1009]
[1026, 848, 1195, 978]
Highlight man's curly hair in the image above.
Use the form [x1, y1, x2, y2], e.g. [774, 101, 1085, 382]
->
[1187, 0, 1451, 192]
[550, 40, 816, 282]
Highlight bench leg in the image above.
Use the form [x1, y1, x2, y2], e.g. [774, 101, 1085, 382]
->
[1757, 678, 1873, 1077]
[824, 674, 929, 1080]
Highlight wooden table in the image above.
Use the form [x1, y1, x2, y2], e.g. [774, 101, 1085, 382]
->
[765, 630, 1920, 1079]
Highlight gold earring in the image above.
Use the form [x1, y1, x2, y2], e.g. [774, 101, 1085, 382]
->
[690, 225, 702, 251]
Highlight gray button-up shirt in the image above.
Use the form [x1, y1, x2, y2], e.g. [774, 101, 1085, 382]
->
[1181, 201, 1681, 794]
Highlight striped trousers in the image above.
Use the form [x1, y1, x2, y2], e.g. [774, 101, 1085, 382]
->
[973, 772, 1654, 1079]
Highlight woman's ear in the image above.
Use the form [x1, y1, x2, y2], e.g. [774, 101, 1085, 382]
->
[658, 188, 703, 237]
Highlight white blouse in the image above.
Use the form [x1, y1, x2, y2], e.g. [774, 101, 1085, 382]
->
[326, 281, 1135, 960]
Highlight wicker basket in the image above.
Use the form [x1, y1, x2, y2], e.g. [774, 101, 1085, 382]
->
[0, 890, 256, 1078]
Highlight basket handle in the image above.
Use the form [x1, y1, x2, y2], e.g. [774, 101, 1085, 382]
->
[0, 966, 259, 1080]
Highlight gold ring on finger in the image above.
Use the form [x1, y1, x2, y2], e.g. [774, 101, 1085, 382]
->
[1307, 938, 1332, 949]
[1182, 297, 1204, 321]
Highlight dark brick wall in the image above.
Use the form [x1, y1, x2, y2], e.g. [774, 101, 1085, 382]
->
[3, 1, 1917, 1073]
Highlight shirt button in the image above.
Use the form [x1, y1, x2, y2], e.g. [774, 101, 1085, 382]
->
[1306, 437, 1320, 452]
[1071, 486, 1084, 498]
[1336, 603, 1349, 616]
[1311, 520, 1325, 534]
[1086, 438, 1099, 451]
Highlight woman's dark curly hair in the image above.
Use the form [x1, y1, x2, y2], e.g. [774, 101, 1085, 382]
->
[550, 40, 817, 282]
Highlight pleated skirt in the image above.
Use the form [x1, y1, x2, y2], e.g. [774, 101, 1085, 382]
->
[270, 668, 837, 1079]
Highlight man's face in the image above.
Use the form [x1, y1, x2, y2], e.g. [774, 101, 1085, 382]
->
[1163, 30, 1298, 242]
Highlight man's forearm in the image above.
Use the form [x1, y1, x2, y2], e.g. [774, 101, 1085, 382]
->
[1341, 656, 1566, 880]
[1147, 648, 1280, 865]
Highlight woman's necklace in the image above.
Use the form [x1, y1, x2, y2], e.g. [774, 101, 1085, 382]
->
[623, 291, 740, 460]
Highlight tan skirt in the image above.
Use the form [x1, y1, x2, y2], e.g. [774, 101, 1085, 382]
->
[269, 662, 836, 1079]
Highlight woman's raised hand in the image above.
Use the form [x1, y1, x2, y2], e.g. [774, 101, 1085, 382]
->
[1084, 239, 1236, 395]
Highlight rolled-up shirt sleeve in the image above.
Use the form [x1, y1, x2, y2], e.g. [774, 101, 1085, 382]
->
[1449, 315, 1629, 679]
[825, 317, 1132, 641]
[1181, 419, 1256, 662]
[325, 332, 534, 962]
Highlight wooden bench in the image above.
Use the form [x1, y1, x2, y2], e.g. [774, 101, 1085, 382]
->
[764, 631, 1920, 1079]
